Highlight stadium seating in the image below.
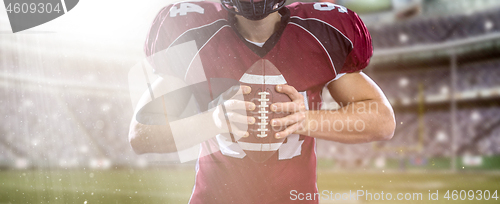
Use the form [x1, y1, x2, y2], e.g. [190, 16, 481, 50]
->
[372, 58, 500, 99]
[369, 8, 500, 49]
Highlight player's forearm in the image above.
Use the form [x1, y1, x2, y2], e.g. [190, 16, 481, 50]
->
[129, 109, 222, 154]
[129, 119, 177, 154]
[298, 99, 395, 143]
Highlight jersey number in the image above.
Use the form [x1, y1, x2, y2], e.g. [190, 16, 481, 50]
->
[170, 3, 205, 17]
[313, 2, 347, 13]
[278, 134, 304, 160]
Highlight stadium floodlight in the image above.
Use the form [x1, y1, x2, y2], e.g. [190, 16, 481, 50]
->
[399, 77, 409, 88]
[484, 20, 494, 31]
[401, 97, 411, 105]
[399, 33, 409, 43]
[440, 86, 449, 95]
[470, 111, 482, 122]
[436, 130, 448, 142]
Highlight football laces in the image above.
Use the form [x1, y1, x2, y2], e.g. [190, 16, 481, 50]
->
[257, 91, 270, 138]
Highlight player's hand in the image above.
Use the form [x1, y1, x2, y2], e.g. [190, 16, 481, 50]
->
[270, 84, 307, 139]
[210, 85, 255, 140]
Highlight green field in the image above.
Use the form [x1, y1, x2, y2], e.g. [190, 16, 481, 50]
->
[1, 168, 499, 204]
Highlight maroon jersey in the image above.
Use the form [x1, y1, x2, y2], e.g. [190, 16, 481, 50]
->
[144, 1, 372, 203]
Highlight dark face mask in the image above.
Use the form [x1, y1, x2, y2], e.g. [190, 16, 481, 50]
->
[237, 0, 274, 20]
[222, 0, 285, 21]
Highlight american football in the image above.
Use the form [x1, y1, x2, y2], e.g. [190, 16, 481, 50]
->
[237, 59, 291, 163]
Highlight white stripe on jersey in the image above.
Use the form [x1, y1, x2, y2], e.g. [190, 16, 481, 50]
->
[237, 141, 283, 151]
[239, 73, 287, 85]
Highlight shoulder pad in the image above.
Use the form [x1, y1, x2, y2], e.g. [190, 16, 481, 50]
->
[287, 2, 373, 73]
[145, 1, 228, 58]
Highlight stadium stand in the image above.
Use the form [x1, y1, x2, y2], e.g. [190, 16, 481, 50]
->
[372, 58, 500, 100]
[369, 7, 500, 48]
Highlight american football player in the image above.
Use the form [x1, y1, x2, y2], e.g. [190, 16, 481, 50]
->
[129, 0, 395, 203]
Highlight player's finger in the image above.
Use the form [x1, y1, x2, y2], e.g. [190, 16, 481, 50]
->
[270, 112, 306, 127]
[270, 101, 306, 113]
[227, 112, 255, 125]
[275, 84, 303, 101]
[231, 130, 250, 139]
[240, 85, 251, 95]
[219, 125, 249, 140]
[224, 99, 256, 111]
[275, 122, 301, 139]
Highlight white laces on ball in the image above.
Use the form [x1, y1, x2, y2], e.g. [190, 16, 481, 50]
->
[257, 91, 270, 138]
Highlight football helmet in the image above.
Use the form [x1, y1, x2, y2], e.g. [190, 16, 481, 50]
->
[221, 0, 287, 20]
